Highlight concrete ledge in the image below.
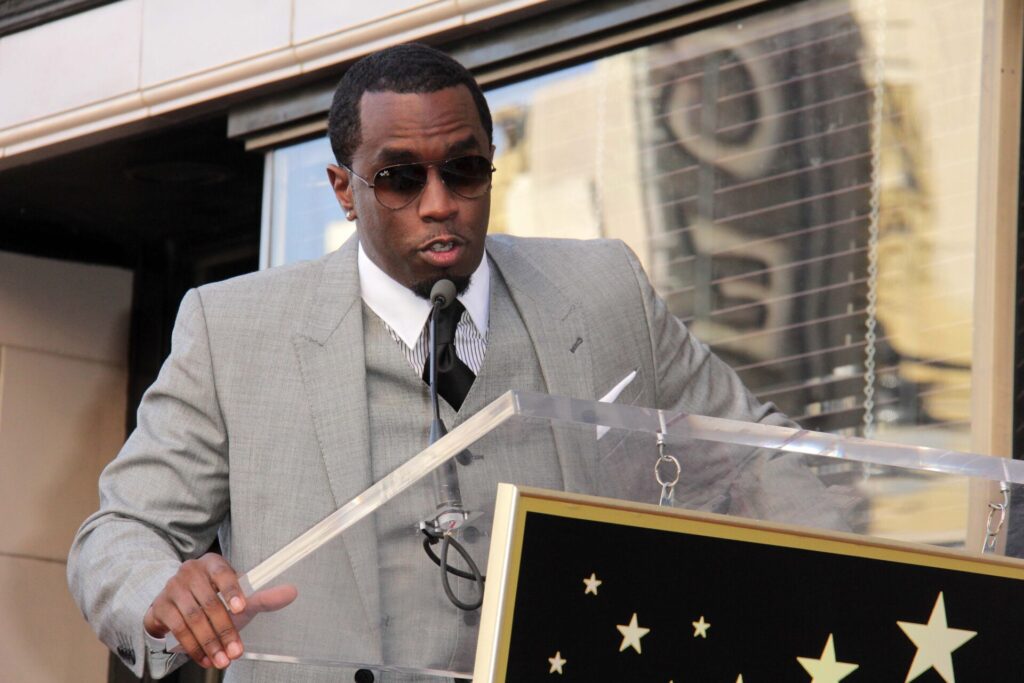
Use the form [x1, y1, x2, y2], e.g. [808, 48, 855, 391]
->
[0, 0, 536, 164]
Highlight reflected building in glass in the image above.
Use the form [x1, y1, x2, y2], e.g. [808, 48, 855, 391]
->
[257, 0, 988, 547]
[488, 0, 976, 442]
[481, 0, 983, 544]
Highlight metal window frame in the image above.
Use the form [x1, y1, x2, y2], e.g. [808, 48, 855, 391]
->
[230, 0, 768, 151]
[969, 0, 1023, 549]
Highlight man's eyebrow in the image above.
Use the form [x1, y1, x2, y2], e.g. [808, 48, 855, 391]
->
[373, 135, 484, 167]
[375, 147, 419, 166]
[445, 136, 483, 156]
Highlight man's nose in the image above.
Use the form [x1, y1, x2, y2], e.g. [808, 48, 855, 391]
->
[418, 167, 458, 221]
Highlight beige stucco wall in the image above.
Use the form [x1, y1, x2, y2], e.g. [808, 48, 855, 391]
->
[0, 251, 132, 681]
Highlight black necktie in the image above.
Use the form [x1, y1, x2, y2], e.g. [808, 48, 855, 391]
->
[422, 299, 476, 411]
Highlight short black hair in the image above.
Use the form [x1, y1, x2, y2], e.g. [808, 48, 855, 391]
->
[327, 43, 493, 166]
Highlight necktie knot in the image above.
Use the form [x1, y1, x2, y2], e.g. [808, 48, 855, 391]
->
[423, 298, 475, 410]
[434, 299, 465, 373]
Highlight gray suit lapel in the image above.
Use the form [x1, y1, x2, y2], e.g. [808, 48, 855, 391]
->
[291, 237, 380, 627]
[292, 238, 370, 507]
[486, 238, 594, 400]
[486, 238, 596, 492]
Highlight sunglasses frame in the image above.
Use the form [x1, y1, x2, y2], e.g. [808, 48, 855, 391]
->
[341, 155, 497, 210]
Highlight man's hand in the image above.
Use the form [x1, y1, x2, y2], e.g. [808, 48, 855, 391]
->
[143, 553, 294, 670]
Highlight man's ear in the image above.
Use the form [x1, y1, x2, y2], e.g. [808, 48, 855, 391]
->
[326, 164, 354, 212]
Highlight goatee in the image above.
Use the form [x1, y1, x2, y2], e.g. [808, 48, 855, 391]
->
[412, 274, 471, 300]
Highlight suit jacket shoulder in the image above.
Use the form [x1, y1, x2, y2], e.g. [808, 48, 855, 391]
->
[486, 235, 640, 303]
[193, 240, 356, 338]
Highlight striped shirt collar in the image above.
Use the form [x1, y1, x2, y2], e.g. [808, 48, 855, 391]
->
[357, 242, 490, 349]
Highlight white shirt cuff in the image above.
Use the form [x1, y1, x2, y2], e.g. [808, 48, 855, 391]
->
[143, 629, 186, 679]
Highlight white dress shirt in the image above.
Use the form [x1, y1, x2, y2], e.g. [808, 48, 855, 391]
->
[358, 243, 489, 374]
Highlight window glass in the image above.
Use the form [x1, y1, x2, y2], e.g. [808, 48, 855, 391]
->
[262, 0, 988, 544]
[265, 136, 354, 268]
[489, 0, 980, 455]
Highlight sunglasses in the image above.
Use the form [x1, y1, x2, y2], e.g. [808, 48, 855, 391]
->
[342, 155, 496, 210]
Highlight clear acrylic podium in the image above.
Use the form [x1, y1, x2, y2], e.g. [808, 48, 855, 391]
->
[221, 390, 1024, 679]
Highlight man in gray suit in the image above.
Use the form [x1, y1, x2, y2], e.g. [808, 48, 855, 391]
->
[69, 44, 846, 681]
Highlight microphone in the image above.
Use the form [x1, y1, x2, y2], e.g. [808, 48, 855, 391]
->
[427, 278, 456, 445]
[420, 278, 485, 611]
[425, 279, 466, 533]
[429, 278, 457, 308]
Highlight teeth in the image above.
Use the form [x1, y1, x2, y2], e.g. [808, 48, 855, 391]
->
[430, 242, 455, 252]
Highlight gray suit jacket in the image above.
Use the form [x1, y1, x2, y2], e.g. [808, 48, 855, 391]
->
[68, 235, 846, 680]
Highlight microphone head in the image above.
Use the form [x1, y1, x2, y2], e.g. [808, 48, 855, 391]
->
[429, 279, 457, 309]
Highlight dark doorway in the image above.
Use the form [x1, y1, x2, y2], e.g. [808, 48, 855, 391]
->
[0, 114, 263, 411]
[0, 114, 263, 683]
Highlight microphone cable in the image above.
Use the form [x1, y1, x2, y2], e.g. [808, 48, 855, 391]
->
[421, 530, 485, 610]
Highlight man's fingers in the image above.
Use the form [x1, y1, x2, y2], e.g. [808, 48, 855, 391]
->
[177, 594, 229, 668]
[199, 554, 246, 659]
[155, 601, 209, 667]
[147, 554, 247, 669]
[200, 589, 244, 660]
[182, 572, 239, 668]
[206, 556, 246, 615]
[248, 584, 298, 614]
[229, 583, 299, 632]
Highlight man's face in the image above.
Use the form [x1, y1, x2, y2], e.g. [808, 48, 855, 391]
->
[327, 86, 493, 295]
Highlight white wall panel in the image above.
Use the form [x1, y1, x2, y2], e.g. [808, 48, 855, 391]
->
[293, 0, 441, 44]
[0, 0, 142, 129]
[141, 0, 292, 87]
[0, 0, 550, 160]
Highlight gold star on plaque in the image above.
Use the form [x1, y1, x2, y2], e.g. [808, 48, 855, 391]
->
[616, 612, 650, 654]
[548, 651, 566, 674]
[692, 615, 710, 638]
[796, 633, 858, 682]
[583, 573, 602, 595]
[898, 592, 977, 683]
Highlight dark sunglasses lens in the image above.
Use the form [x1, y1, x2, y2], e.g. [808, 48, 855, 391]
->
[441, 156, 493, 198]
[374, 164, 428, 208]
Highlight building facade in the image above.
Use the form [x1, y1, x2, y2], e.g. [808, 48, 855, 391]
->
[0, 0, 1021, 680]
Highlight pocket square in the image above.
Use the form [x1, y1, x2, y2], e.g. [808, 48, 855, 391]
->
[596, 369, 637, 439]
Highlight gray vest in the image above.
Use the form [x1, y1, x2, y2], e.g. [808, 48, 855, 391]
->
[362, 266, 564, 680]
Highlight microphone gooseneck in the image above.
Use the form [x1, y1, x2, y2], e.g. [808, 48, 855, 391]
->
[421, 278, 484, 611]
[428, 279, 457, 435]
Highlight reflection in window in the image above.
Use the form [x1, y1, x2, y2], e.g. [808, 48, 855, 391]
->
[265, 136, 355, 267]
[489, 0, 979, 443]
[486, 0, 984, 544]
[262, 0, 988, 545]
